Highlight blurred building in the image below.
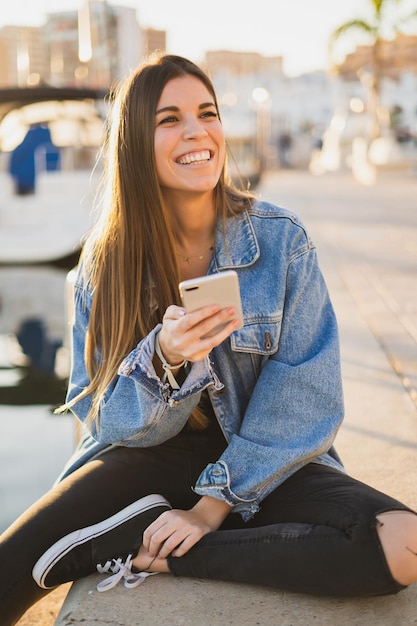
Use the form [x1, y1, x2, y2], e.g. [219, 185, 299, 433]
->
[205, 50, 340, 170]
[205, 50, 284, 76]
[143, 28, 167, 57]
[0, 1, 166, 88]
[335, 33, 417, 139]
[205, 39, 417, 172]
[0, 25, 49, 87]
[337, 34, 417, 81]
[46, 10, 90, 87]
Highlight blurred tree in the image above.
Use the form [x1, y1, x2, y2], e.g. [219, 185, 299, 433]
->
[329, 0, 417, 137]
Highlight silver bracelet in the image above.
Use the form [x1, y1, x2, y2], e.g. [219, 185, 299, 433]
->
[155, 332, 187, 390]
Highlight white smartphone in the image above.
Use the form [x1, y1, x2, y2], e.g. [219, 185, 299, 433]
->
[179, 270, 244, 337]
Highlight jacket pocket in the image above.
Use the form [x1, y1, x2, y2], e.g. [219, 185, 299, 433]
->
[230, 317, 282, 355]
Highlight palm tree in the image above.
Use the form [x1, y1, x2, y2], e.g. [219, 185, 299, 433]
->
[329, 0, 417, 138]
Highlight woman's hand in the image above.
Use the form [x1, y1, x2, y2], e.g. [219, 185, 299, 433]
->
[142, 496, 232, 559]
[158, 304, 239, 365]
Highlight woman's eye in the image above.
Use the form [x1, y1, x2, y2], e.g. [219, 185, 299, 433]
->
[201, 111, 218, 119]
[158, 116, 178, 125]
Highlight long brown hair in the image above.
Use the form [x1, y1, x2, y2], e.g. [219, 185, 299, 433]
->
[62, 54, 255, 429]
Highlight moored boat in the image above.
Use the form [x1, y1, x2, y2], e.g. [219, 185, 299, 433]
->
[0, 86, 107, 264]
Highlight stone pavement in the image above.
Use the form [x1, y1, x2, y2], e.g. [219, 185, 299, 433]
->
[20, 169, 417, 625]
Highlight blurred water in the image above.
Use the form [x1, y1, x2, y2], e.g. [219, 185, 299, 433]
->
[0, 263, 75, 533]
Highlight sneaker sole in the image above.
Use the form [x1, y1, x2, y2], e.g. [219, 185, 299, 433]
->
[32, 493, 170, 589]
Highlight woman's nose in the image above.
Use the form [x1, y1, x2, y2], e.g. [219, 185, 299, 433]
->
[183, 116, 207, 139]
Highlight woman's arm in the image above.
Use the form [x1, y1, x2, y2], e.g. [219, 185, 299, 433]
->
[194, 245, 345, 519]
[66, 280, 238, 446]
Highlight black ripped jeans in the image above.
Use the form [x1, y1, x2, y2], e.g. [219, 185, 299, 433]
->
[0, 415, 412, 625]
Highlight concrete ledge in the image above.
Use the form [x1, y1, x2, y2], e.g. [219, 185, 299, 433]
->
[55, 573, 417, 626]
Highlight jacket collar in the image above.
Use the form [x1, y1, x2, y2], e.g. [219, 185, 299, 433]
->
[213, 208, 259, 270]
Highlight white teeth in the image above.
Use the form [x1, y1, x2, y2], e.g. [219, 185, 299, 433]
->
[178, 150, 211, 165]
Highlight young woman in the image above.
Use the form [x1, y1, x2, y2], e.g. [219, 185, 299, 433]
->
[1, 54, 416, 624]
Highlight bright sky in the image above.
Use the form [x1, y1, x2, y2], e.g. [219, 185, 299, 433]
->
[1, 0, 417, 76]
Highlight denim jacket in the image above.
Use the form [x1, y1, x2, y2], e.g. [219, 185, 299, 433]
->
[59, 201, 345, 521]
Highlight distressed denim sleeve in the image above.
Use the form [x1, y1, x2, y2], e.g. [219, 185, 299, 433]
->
[66, 280, 221, 447]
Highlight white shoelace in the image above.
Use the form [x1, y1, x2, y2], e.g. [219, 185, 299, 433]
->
[96, 554, 159, 592]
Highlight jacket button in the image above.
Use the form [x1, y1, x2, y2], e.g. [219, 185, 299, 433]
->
[265, 331, 272, 350]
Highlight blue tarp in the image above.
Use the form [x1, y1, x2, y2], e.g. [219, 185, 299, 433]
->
[8, 124, 60, 194]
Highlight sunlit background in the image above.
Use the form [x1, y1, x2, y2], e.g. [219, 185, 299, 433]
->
[0, 0, 383, 76]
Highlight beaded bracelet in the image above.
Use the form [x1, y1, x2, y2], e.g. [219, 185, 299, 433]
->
[155, 332, 187, 390]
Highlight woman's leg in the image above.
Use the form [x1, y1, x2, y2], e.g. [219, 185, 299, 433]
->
[0, 454, 168, 625]
[0, 422, 225, 625]
[165, 464, 416, 597]
[376, 510, 417, 585]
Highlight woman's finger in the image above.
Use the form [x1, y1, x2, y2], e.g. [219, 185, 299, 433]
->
[163, 305, 186, 321]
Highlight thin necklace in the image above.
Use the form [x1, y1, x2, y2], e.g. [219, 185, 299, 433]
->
[176, 242, 214, 265]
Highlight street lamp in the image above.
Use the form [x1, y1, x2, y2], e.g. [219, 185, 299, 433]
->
[252, 87, 270, 172]
[78, 1, 92, 63]
[77, 1, 92, 85]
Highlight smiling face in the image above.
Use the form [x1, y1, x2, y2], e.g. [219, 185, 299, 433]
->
[154, 74, 226, 200]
